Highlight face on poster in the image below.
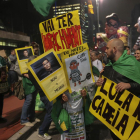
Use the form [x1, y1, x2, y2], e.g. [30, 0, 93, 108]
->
[39, 10, 83, 54]
[30, 52, 61, 81]
[17, 48, 33, 60]
[27, 49, 68, 101]
[61, 43, 95, 93]
[15, 47, 34, 74]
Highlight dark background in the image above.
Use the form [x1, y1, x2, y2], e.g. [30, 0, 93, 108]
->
[31, 52, 61, 81]
[17, 48, 33, 60]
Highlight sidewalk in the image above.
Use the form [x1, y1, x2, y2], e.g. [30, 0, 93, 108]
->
[0, 95, 113, 140]
[0, 95, 24, 140]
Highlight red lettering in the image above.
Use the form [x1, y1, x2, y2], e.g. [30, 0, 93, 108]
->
[76, 25, 82, 45]
[65, 28, 74, 48]
[53, 32, 61, 51]
[42, 32, 61, 52]
[41, 33, 51, 52]
[62, 28, 72, 49]
[80, 136, 84, 139]
[71, 26, 79, 47]
[58, 29, 67, 49]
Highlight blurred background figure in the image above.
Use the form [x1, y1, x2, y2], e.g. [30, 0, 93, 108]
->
[126, 46, 131, 55]
[8, 50, 18, 95]
[90, 51, 103, 72]
[134, 48, 140, 62]
[133, 17, 140, 50]
[30, 42, 40, 56]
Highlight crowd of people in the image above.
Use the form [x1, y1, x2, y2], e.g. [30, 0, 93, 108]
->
[0, 18, 140, 140]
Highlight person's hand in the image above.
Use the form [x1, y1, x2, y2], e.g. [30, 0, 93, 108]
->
[81, 89, 87, 97]
[115, 82, 131, 93]
[96, 78, 104, 86]
[23, 74, 29, 78]
[100, 68, 104, 75]
[62, 94, 68, 102]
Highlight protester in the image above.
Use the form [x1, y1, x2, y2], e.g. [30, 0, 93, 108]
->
[27, 50, 52, 139]
[134, 48, 140, 61]
[20, 56, 40, 126]
[0, 57, 9, 123]
[90, 51, 103, 72]
[51, 88, 94, 140]
[96, 38, 140, 140]
[8, 49, 18, 94]
[30, 42, 40, 56]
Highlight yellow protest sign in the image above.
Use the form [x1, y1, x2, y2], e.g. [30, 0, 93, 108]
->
[39, 10, 83, 54]
[27, 49, 68, 101]
[61, 43, 95, 93]
[15, 47, 34, 74]
[89, 76, 140, 140]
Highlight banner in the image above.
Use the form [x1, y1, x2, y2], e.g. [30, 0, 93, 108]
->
[27, 49, 68, 101]
[89, 76, 140, 140]
[15, 47, 34, 74]
[39, 10, 83, 54]
[61, 43, 95, 93]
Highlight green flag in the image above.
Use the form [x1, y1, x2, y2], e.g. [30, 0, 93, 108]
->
[106, 50, 140, 84]
[30, 0, 57, 17]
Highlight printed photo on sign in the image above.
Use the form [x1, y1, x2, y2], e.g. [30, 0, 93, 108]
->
[15, 46, 34, 74]
[65, 50, 93, 92]
[30, 52, 61, 81]
[27, 49, 68, 101]
[17, 48, 33, 60]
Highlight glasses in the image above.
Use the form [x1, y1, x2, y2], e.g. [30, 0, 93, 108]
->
[107, 22, 118, 29]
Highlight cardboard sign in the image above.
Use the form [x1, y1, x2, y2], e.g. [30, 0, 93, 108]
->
[15, 47, 34, 74]
[27, 49, 68, 101]
[39, 10, 83, 54]
[61, 43, 95, 93]
[89, 76, 140, 140]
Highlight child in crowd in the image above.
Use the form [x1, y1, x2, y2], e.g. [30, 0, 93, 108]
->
[52, 87, 95, 140]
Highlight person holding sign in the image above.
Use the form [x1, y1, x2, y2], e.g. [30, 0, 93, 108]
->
[96, 38, 140, 140]
[51, 88, 94, 140]
[20, 56, 40, 127]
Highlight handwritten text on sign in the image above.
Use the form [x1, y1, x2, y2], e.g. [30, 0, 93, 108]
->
[89, 76, 140, 140]
[39, 10, 83, 54]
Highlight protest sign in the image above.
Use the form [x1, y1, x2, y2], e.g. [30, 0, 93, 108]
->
[61, 43, 95, 93]
[89, 76, 140, 140]
[39, 10, 83, 54]
[15, 47, 34, 74]
[27, 49, 68, 101]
